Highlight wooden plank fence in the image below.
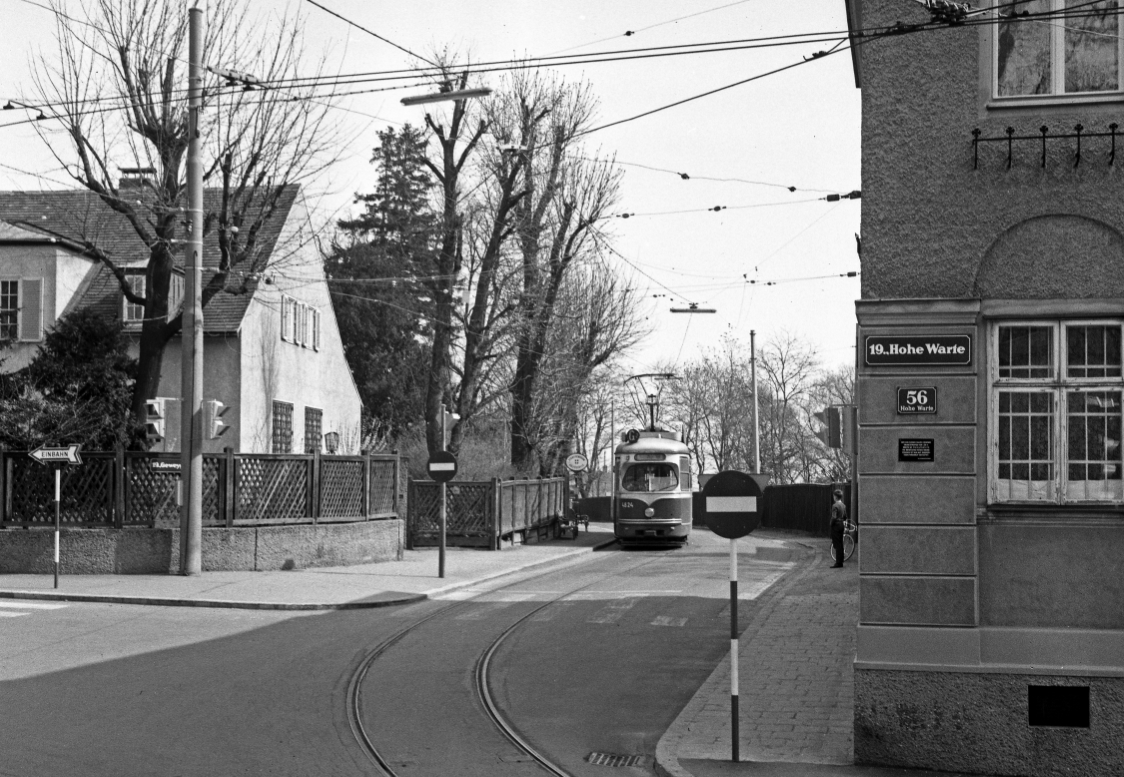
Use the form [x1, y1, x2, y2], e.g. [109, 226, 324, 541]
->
[408, 477, 567, 550]
[0, 449, 402, 528]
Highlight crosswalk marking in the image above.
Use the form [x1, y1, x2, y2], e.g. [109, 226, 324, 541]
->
[651, 615, 688, 627]
[587, 597, 640, 624]
[0, 601, 68, 618]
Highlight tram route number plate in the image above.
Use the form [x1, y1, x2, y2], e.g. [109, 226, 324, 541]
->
[898, 439, 934, 462]
[897, 387, 937, 414]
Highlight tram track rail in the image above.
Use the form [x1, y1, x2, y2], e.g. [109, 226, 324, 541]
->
[344, 550, 662, 776]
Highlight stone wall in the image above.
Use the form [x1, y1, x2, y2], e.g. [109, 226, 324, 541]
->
[0, 520, 402, 574]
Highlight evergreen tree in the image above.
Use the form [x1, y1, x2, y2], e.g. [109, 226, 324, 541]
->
[0, 308, 143, 450]
[328, 125, 437, 448]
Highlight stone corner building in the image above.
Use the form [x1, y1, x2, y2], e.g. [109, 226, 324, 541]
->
[845, 1, 1124, 775]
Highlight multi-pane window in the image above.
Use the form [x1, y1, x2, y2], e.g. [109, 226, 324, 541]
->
[271, 400, 294, 454]
[304, 407, 323, 453]
[123, 272, 183, 323]
[0, 278, 42, 341]
[280, 294, 320, 350]
[124, 274, 146, 323]
[0, 280, 17, 340]
[992, 321, 1124, 503]
[995, 1, 1123, 98]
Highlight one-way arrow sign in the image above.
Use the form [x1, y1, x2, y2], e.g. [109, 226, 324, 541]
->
[29, 444, 83, 466]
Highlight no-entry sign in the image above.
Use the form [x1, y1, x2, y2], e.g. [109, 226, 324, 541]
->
[701, 470, 767, 539]
[427, 450, 458, 482]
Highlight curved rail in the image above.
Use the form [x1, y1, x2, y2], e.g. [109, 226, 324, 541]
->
[346, 550, 660, 776]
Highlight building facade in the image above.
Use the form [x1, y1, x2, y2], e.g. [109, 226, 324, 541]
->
[847, 2, 1124, 775]
[0, 186, 361, 454]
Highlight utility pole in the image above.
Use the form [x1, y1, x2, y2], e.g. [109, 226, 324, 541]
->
[180, 4, 204, 575]
[751, 330, 760, 472]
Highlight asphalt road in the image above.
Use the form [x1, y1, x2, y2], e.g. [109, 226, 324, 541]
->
[358, 530, 800, 776]
[0, 530, 801, 776]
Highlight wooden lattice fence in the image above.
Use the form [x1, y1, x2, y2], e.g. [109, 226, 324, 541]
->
[0, 450, 402, 528]
[408, 477, 567, 549]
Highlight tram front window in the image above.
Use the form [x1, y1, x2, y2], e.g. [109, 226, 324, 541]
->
[621, 463, 679, 492]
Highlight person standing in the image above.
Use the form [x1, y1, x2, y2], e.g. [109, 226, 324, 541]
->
[830, 489, 847, 568]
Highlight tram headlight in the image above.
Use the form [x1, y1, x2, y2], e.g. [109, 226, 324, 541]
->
[644, 507, 655, 517]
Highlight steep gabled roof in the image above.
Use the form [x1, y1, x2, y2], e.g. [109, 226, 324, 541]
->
[0, 185, 300, 333]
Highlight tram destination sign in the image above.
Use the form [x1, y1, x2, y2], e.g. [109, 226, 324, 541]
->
[865, 335, 971, 366]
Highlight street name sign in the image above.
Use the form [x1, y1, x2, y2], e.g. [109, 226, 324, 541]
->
[701, 470, 767, 539]
[29, 444, 83, 466]
[427, 450, 458, 482]
[865, 335, 971, 366]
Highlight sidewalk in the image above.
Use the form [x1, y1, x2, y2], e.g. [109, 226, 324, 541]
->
[656, 537, 976, 777]
[0, 524, 617, 609]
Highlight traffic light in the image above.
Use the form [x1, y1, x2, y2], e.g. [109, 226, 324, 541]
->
[204, 399, 229, 439]
[813, 406, 842, 448]
[144, 399, 165, 443]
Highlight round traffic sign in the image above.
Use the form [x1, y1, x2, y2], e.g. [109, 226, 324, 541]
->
[565, 453, 588, 472]
[427, 450, 458, 483]
[701, 470, 765, 539]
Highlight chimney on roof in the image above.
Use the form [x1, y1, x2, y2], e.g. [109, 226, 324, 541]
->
[119, 166, 156, 188]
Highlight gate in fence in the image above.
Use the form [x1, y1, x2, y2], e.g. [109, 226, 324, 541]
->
[408, 477, 567, 549]
[0, 449, 402, 528]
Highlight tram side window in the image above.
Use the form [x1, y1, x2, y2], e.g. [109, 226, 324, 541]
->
[622, 463, 679, 492]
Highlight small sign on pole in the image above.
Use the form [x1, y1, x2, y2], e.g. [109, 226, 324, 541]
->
[702, 469, 769, 763]
[427, 450, 458, 579]
[29, 444, 83, 589]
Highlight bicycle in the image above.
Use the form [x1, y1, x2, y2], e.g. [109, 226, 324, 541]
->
[830, 519, 857, 563]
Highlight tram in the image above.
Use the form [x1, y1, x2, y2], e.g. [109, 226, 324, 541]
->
[612, 427, 693, 546]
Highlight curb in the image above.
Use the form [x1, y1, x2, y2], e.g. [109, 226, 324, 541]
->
[420, 535, 620, 596]
[0, 536, 620, 611]
[654, 539, 820, 777]
[0, 588, 428, 610]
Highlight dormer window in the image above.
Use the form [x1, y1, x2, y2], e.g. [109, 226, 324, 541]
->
[123, 271, 184, 324]
[124, 273, 146, 323]
[994, 1, 1122, 99]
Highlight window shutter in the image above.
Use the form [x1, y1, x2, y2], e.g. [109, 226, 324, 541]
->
[281, 296, 291, 341]
[300, 303, 309, 347]
[19, 278, 42, 341]
[312, 309, 321, 351]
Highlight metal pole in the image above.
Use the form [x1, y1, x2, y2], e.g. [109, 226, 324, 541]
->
[730, 536, 739, 762]
[751, 330, 760, 473]
[54, 467, 60, 589]
[180, 5, 204, 575]
[439, 403, 447, 578]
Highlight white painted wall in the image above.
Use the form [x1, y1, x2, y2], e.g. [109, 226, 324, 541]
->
[238, 193, 361, 454]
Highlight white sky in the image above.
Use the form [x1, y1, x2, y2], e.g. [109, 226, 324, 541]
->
[0, 0, 862, 375]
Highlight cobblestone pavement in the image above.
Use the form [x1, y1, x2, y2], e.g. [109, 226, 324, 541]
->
[658, 535, 860, 772]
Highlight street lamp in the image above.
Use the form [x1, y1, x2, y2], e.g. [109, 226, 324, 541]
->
[670, 302, 716, 313]
[400, 87, 492, 106]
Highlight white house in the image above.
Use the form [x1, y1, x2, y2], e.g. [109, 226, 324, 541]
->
[0, 185, 361, 454]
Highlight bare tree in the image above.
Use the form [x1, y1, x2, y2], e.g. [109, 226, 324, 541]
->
[493, 71, 624, 470]
[27, 0, 339, 429]
[521, 266, 647, 475]
[415, 62, 490, 455]
[758, 331, 822, 484]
